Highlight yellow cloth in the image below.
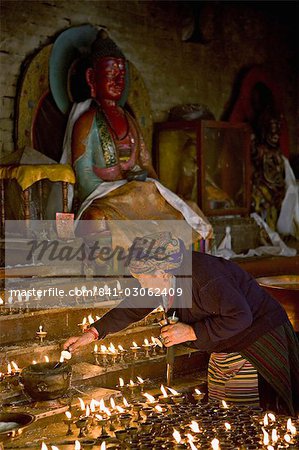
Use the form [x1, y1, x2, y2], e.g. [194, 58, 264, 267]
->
[0, 164, 75, 191]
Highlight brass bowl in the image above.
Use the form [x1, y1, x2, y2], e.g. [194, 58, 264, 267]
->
[21, 362, 72, 401]
[0, 412, 35, 441]
[256, 275, 299, 331]
[256, 275, 299, 300]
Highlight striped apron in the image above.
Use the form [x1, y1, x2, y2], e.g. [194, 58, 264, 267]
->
[208, 352, 259, 406]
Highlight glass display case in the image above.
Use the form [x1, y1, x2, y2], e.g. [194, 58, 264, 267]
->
[153, 120, 252, 216]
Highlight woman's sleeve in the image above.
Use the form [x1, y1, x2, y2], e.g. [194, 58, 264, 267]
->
[191, 276, 253, 351]
[92, 289, 161, 339]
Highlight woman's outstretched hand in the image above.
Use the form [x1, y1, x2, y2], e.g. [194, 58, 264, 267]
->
[160, 322, 197, 347]
[63, 328, 97, 353]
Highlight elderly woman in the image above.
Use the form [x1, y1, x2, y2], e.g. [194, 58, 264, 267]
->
[64, 232, 299, 415]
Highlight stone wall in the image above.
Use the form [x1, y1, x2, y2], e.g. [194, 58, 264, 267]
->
[1, 0, 298, 156]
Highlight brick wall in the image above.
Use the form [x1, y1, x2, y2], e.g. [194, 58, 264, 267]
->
[0, 1, 298, 157]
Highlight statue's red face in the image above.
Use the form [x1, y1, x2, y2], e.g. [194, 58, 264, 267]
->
[88, 56, 126, 102]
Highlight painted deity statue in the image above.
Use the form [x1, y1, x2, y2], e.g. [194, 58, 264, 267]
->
[71, 30, 212, 242]
[251, 111, 285, 229]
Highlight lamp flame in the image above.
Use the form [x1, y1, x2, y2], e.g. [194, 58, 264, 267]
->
[144, 338, 150, 345]
[222, 400, 228, 408]
[287, 418, 296, 435]
[7, 363, 12, 374]
[132, 341, 138, 348]
[167, 386, 179, 396]
[44, 355, 49, 363]
[211, 438, 220, 450]
[41, 443, 48, 450]
[110, 397, 116, 409]
[137, 376, 144, 384]
[271, 428, 278, 443]
[78, 397, 85, 411]
[155, 405, 163, 413]
[119, 377, 124, 387]
[65, 411, 72, 419]
[268, 413, 276, 422]
[88, 314, 94, 324]
[100, 345, 107, 353]
[116, 405, 124, 413]
[85, 405, 90, 417]
[190, 421, 200, 433]
[173, 429, 181, 444]
[264, 413, 269, 427]
[123, 397, 130, 407]
[100, 442, 106, 450]
[160, 384, 168, 398]
[118, 344, 124, 352]
[94, 344, 98, 353]
[75, 441, 81, 450]
[284, 433, 291, 443]
[195, 388, 202, 395]
[82, 317, 87, 325]
[262, 427, 269, 445]
[11, 361, 19, 372]
[225, 422, 231, 431]
[143, 392, 156, 403]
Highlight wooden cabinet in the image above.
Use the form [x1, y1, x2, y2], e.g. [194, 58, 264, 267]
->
[153, 120, 252, 216]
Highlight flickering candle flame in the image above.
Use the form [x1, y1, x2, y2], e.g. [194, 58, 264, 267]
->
[99, 399, 106, 411]
[123, 397, 130, 407]
[82, 317, 87, 325]
[129, 379, 135, 386]
[32, 360, 37, 364]
[160, 384, 168, 398]
[188, 438, 197, 450]
[116, 405, 124, 413]
[225, 422, 231, 431]
[267, 446, 275, 450]
[187, 433, 195, 443]
[137, 376, 144, 384]
[94, 344, 98, 353]
[110, 397, 116, 409]
[284, 433, 291, 443]
[143, 392, 156, 403]
[88, 314, 94, 324]
[90, 399, 96, 413]
[268, 413, 276, 422]
[222, 400, 229, 408]
[75, 441, 81, 450]
[263, 413, 269, 427]
[190, 421, 200, 433]
[167, 386, 179, 396]
[85, 405, 90, 417]
[118, 344, 124, 352]
[262, 427, 270, 445]
[173, 429, 181, 444]
[7, 363, 12, 375]
[108, 343, 116, 353]
[271, 428, 278, 443]
[132, 341, 138, 348]
[194, 388, 202, 395]
[44, 356, 49, 363]
[95, 414, 103, 421]
[155, 405, 163, 413]
[59, 355, 64, 363]
[151, 336, 156, 345]
[39, 325, 43, 332]
[100, 345, 107, 353]
[51, 446, 59, 450]
[78, 397, 85, 411]
[41, 443, 48, 450]
[100, 442, 106, 450]
[143, 338, 150, 346]
[211, 438, 220, 450]
[65, 411, 72, 419]
[96, 315, 100, 321]
[11, 361, 20, 372]
[287, 418, 296, 435]
[0, 296, 3, 305]
[119, 377, 124, 387]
